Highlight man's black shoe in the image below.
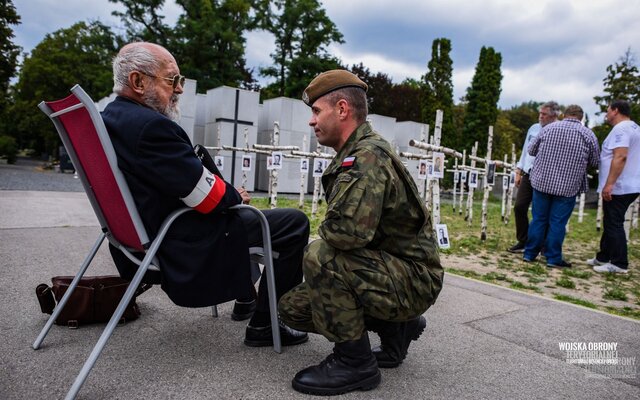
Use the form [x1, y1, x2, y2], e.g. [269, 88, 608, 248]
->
[547, 260, 572, 268]
[371, 316, 427, 368]
[507, 243, 525, 253]
[231, 299, 256, 321]
[244, 320, 308, 347]
[292, 334, 380, 396]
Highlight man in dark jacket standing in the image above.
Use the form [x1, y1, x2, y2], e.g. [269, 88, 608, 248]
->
[102, 42, 309, 347]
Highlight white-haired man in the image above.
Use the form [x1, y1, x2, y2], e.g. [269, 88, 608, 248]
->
[102, 42, 310, 347]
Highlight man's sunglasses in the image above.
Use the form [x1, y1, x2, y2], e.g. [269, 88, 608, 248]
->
[142, 72, 186, 89]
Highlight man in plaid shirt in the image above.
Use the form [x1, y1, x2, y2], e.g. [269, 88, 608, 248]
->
[523, 105, 600, 268]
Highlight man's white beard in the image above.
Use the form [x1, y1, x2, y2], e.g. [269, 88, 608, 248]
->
[161, 94, 180, 122]
[143, 89, 181, 122]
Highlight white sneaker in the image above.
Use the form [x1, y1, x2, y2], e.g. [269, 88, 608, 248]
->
[593, 263, 628, 274]
[586, 257, 605, 266]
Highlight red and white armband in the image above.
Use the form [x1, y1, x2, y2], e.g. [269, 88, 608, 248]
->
[180, 167, 226, 213]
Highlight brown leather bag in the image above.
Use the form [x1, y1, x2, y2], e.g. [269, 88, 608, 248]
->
[36, 276, 150, 328]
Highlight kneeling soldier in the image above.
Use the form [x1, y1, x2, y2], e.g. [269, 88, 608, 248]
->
[279, 70, 444, 395]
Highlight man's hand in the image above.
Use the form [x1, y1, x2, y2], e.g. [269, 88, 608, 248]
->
[237, 187, 251, 204]
[601, 183, 614, 202]
[515, 173, 522, 188]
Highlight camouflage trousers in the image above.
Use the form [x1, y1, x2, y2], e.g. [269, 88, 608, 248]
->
[278, 239, 441, 343]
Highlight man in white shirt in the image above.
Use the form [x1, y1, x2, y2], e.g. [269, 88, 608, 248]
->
[589, 100, 640, 274]
[507, 101, 560, 253]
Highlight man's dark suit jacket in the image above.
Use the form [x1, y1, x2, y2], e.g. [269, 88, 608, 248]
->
[102, 96, 252, 307]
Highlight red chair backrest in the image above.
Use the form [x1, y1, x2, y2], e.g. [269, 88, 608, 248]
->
[46, 93, 145, 251]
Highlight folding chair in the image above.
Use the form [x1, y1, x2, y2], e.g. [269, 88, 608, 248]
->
[34, 85, 282, 400]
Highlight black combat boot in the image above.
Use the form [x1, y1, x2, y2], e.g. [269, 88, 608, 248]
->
[291, 333, 381, 396]
[370, 315, 427, 368]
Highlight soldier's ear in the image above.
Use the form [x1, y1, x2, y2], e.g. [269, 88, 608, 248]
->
[336, 99, 349, 120]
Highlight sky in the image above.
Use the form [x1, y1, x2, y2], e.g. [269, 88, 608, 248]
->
[11, 0, 640, 127]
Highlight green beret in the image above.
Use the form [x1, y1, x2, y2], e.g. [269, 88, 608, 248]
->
[302, 69, 368, 106]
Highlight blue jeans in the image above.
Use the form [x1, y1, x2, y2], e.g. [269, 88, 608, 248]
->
[596, 193, 639, 269]
[524, 190, 576, 264]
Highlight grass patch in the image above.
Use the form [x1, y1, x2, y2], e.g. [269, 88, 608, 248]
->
[523, 264, 548, 276]
[527, 276, 546, 284]
[496, 258, 516, 270]
[631, 288, 640, 301]
[604, 306, 640, 320]
[510, 281, 542, 292]
[562, 269, 593, 280]
[553, 294, 598, 309]
[450, 237, 483, 255]
[252, 197, 327, 234]
[555, 276, 576, 289]
[482, 272, 509, 282]
[603, 286, 628, 301]
[445, 267, 482, 279]
[604, 273, 631, 282]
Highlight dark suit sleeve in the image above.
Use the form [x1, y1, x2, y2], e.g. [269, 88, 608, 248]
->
[135, 118, 241, 213]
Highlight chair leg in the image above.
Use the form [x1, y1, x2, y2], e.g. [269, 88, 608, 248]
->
[64, 208, 192, 400]
[32, 233, 106, 350]
[65, 250, 155, 399]
[231, 204, 282, 353]
[263, 258, 282, 353]
[211, 305, 218, 318]
[253, 210, 281, 353]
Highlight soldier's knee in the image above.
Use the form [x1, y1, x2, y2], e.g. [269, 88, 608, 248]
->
[303, 239, 335, 275]
[278, 292, 294, 321]
[278, 286, 313, 331]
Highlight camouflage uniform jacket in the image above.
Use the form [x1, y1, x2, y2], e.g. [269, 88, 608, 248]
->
[321, 122, 443, 286]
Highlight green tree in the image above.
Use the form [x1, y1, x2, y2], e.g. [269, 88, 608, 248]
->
[389, 78, 421, 122]
[421, 38, 455, 148]
[260, 0, 343, 99]
[348, 64, 420, 122]
[349, 63, 392, 116]
[492, 113, 520, 161]
[1, 0, 20, 103]
[0, 0, 21, 146]
[502, 102, 540, 151]
[462, 46, 503, 156]
[173, 0, 257, 90]
[593, 48, 640, 122]
[0, 134, 17, 163]
[109, 0, 173, 47]
[11, 21, 119, 155]
[452, 103, 466, 144]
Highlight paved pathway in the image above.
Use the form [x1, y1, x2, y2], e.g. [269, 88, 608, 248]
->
[0, 159, 638, 399]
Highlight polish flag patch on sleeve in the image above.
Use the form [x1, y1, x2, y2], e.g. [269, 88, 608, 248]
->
[180, 167, 227, 213]
[341, 156, 356, 168]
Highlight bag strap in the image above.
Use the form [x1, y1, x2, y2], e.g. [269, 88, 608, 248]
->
[36, 284, 56, 314]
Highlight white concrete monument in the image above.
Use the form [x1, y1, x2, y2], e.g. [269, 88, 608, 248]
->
[191, 93, 207, 146]
[256, 97, 315, 193]
[177, 78, 197, 143]
[367, 114, 397, 148]
[204, 86, 259, 190]
[395, 121, 428, 189]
